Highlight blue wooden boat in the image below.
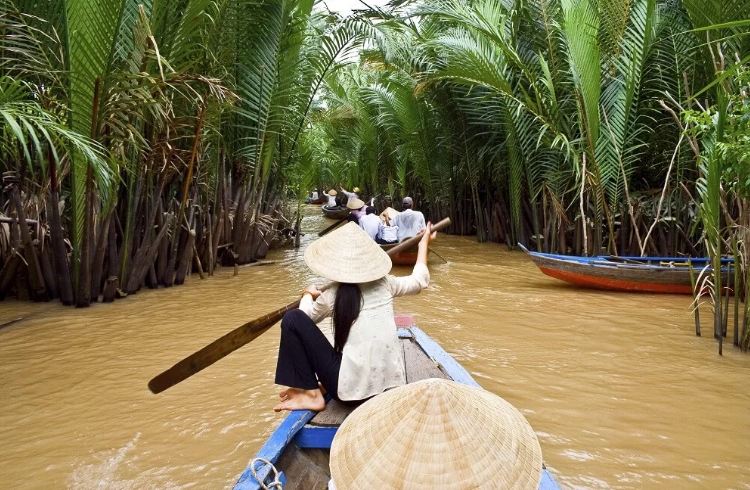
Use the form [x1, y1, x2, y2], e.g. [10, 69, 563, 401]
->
[234, 315, 560, 489]
[519, 244, 733, 294]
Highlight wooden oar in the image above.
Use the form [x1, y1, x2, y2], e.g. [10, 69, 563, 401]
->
[148, 217, 451, 394]
[319, 217, 346, 236]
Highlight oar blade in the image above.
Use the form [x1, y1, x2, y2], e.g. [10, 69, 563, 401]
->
[148, 301, 299, 393]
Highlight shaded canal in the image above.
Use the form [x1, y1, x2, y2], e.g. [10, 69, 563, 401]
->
[1, 207, 748, 488]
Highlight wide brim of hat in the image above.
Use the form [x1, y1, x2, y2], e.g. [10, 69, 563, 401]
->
[328, 189, 337, 196]
[304, 222, 391, 283]
[330, 378, 543, 489]
[346, 198, 365, 210]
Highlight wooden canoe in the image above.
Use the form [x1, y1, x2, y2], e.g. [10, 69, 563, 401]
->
[380, 242, 419, 266]
[519, 244, 734, 294]
[234, 315, 560, 489]
[321, 205, 348, 220]
[305, 196, 326, 205]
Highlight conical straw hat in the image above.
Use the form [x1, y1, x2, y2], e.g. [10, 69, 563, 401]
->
[304, 222, 391, 283]
[330, 378, 543, 489]
[328, 189, 338, 196]
[346, 197, 365, 210]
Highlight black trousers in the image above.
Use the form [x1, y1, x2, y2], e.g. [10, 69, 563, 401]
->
[375, 237, 397, 244]
[275, 309, 343, 399]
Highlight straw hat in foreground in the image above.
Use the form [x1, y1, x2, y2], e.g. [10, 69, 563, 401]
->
[329, 378, 543, 489]
[304, 222, 391, 283]
[346, 197, 365, 210]
[328, 189, 338, 196]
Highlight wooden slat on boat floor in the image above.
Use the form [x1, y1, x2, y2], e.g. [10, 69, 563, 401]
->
[309, 337, 447, 427]
[402, 336, 448, 383]
[277, 445, 330, 490]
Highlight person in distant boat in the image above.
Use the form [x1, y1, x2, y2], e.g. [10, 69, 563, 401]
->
[346, 197, 366, 223]
[391, 196, 426, 242]
[376, 214, 398, 244]
[325, 189, 338, 207]
[273, 222, 436, 411]
[358, 206, 381, 240]
[340, 186, 360, 201]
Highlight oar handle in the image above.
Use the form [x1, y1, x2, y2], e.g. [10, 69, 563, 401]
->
[319, 218, 346, 237]
[385, 217, 451, 256]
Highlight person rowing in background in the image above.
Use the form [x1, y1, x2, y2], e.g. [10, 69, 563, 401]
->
[376, 214, 398, 244]
[325, 189, 337, 207]
[391, 196, 426, 242]
[273, 222, 437, 411]
[340, 186, 360, 201]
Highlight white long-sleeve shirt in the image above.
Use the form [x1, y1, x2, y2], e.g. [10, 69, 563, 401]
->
[300, 263, 430, 400]
[358, 213, 381, 240]
[392, 209, 426, 241]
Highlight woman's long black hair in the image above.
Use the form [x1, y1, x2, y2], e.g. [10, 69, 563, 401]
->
[332, 283, 362, 352]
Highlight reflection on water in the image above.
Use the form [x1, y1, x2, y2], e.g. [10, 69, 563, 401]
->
[1, 206, 748, 489]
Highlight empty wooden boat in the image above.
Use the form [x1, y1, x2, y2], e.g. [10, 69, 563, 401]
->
[321, 205, 349, 220]
[519, 244, 734, 294]
[234, 315, 559, 489]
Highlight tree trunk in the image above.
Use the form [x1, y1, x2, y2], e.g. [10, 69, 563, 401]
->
[91, 211, 112, 301]
[76, 167, 95, 307]
[102, 217, 119, 303]
[6, 178, 47, 301]
[174, 229, 196, 285]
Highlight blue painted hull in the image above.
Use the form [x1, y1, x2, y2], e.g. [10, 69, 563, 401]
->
[235, 325, 560, 489]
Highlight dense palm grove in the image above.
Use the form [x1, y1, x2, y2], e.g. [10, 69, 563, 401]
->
[0, 0, 748, 347]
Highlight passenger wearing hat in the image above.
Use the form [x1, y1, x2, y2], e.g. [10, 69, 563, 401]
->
[392, 196, 426, 242]
[325, 189, 338, 207]
[273, 222, 437, 412]
[345, 197, 366, 222]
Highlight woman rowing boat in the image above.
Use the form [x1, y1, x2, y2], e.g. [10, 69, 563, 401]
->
[273, 221, 436, 412]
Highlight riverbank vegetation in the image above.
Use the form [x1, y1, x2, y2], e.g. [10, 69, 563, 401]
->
[1, 0, 748, 351]
[300, 0, 749, 351]
[0, 0, 361, 305]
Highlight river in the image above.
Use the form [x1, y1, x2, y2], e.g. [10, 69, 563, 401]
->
[1, 207, 748, 489]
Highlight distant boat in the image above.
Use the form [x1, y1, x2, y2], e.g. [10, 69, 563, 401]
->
[234, 315, 560, 489]
[321, 205, 348, 220]
[519, 244, 734, 294]
[305, 196, 325, 205]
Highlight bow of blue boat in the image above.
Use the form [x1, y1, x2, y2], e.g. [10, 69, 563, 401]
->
[235, 323, 560, 489]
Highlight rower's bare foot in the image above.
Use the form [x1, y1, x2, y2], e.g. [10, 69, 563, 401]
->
[273, 388, 325, 412]
[279, 387, 304, 401]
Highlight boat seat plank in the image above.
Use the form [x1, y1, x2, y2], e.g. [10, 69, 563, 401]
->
[403, 337, 448, 383]
[309, 399, 355, 426]
[309, 336, 446, 427]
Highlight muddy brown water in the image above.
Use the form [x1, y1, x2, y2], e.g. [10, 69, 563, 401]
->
[1, 207, 749, 489]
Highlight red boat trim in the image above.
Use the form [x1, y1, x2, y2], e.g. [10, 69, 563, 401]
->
[539, 266, 694, 294]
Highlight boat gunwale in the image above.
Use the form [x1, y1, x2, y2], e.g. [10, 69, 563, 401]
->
[234, 324, 559, 489]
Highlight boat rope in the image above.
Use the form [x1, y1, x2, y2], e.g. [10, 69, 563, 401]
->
[250, 457, 283, 489]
